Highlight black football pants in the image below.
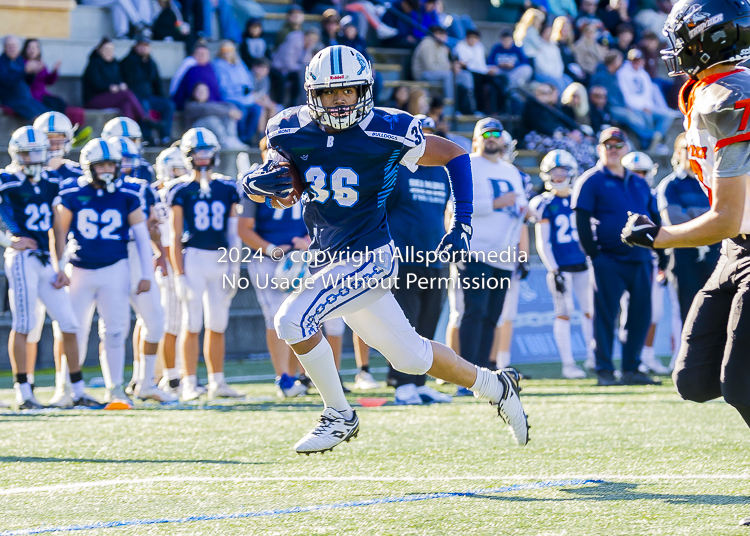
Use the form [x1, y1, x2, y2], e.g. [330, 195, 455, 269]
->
[673, 237, 750, 428]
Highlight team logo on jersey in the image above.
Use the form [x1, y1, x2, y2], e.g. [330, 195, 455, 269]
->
[689, 145, 708, 159]
[383, 114, 398, 130]
[301, 154, 309, 160]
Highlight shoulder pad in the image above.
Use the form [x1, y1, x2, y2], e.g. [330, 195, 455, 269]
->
[528, 192, 554, 222]
[266, 106, 310, 142]
[364, 108, 417, 138]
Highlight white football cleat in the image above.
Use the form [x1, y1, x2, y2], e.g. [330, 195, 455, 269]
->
[562, 364, 587, 379]
[416, 385, 453, 403]
[104, 385, 133, 409]
[136, 383, 178, 403]
[639, 355, 671, 375]
[354, 371, 380, 390]
[493, 371, 530, 446]
[180, 381, 203, 402]
[48, 390, 75, 408]
[584, 356, 596, 371]
[294, 407, 359, 454]
[208, 381, 243, 399]
[394, 383, 423, 405]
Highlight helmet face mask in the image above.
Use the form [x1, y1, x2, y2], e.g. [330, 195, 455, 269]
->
[33, 112, 73, 158]
[9, 127, 49, 182]
[179, 128, 221, 176]
[540, 149, 578, 191]
[81, 138, 122, 192]
[305, 45, 374, 131]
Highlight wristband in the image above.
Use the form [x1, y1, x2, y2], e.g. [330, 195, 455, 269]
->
[264, 243, 277, 257]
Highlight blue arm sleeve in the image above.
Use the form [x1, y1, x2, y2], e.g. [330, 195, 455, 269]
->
[445, 154, 473, 226]
[0, 198, 21, 235]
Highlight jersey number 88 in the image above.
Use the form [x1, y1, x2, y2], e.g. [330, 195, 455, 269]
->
[194, 200, 225, 232]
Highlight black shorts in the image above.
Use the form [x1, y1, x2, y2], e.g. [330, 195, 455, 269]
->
[673, 236, 750, 408]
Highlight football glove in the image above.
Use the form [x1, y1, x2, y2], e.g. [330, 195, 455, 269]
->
[621, 212, 660, 249]
[242, 160, 294, 198]
[552, 270, 566, 293]
[437, 222, 472, 259]
[517, 260, 531, 280]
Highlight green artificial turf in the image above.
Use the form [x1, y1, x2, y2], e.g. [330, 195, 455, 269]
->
[0, 356, 748, 535]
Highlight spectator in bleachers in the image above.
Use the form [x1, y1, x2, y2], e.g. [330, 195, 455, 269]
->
[153, 0, 192, 43]
[639, 30, 672, 97]
[412, 26, 468, 110]
[634, 0, 671, 38]
[588, 85, 613, 134]
[616, 48, 679, 153]
[561, 82, 591, 128]
[82, 38, 146, 123]
[248, 59, 280, 129]
[171, 41, 222, 111]
[612, 23, 635, 56]
[571, 21, 607, 77]
[487, 29, 533, 92]
[275, 5, 305, 47]
[380, 0, 422, 49]
[0, 36, 48, 120]
[21, 39, 86, 128]
[386, 85, 410, 110]
[184, 82, 245, 149]
[240, 19, 269, 69]
[120, 36, 174, 145]
[551, 17, 586, 84]
[575, 0, 605, 38]
[532, 24, 572, 95]
[339, 23, 382, 105]
[514, 9, 546, 58]
[200, 0, 242, 42]
[213, 40, 262, 145]
[522, 83, 574, 138]
[320, 9, 341, 46]
[271, 28, 320, 108]
[81, 0, 152, 40]
[454, 30, 504, 115]
[420, 0, 442, 38]
[598, 0, 631, 35]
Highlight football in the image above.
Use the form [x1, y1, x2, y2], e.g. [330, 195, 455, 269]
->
[249, 160, 304, 209]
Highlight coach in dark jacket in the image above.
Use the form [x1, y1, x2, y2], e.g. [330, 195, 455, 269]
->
[120, 37, 174, 144]
[0, 35, 47, 119]
[572, 127, 661, 386]
[83, 38, 146, 123]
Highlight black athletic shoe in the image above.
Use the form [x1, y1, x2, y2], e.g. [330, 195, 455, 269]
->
[597, 371, 620, 386]
[298, 374, 312, 388]
[74, 395, 104, 408]
[19, 398, 45, 410]
[740, 516, 750, 526]
[621, 371, 662, 385]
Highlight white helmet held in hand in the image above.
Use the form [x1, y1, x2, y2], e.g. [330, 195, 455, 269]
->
[9, 126, 50, 182]
[622, 151, 658, 187]
[81, 138, 122, 192]
[102, 116, 143, 151]
[155, 146, 187, 186]
[540, 149, 578, 191]
[33, 111, 74, 158]
[305, 45, 374, 130]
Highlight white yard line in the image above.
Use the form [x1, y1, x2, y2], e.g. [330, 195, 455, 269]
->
[0, 474, 749, 496]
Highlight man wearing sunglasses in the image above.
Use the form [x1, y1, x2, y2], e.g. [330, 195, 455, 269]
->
[572, 127, 661, 386]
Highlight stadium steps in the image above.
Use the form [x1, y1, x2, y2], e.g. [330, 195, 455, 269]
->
[373, 63, 403, 82]
[70, 4, 115, 41]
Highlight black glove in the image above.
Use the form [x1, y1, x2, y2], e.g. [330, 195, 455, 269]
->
[242, 160, 293, 198]
[552, 270, 566, 293]
[517, 260, 530, 280]
[437, 222, 472, 258]
[621, 212, 660, 249]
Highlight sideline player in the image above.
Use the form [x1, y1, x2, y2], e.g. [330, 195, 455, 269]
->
[529, 150, 591, 379]
[621, 2, 750, 525]
[153, 146, 188, 394]
[56, 138, 154, 406]
[169, 128, 243, 401]
[243, 45, 529, 454]
[102, 117, 155, 182]
[0, 127, 96, 408]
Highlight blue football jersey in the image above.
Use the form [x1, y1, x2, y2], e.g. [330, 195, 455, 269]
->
[0, 170, 60, 253]
[530, 192, 586, 269]
[54, 160, 84, 191]
[240, 195, 308, 247]
[266, 106, 425, 266]
[168, 176, 239, 251]
[133, 160, 155, 183]
[119, 176, 156, 219]
[60, 183, 141, 269]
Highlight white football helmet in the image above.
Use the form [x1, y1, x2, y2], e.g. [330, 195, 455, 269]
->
[622, 151, 658, 186]
[305, 45, 374, 130]
[155, 147, 187, 186]
[102, 117, 143, 151]
[180, 127, 220, 173]
[33, 112, 74, 158]
[108, 136, 140, 178]
[414, 114, 436, 131]
[540, 149, 578, 191]
[80, 138, 122, 192]
[9, 126, 50, 182]
[274, 252, 310, 292]
[500, 130, 517, 163]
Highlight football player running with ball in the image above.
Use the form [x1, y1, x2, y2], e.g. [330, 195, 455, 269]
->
[621, 0, 750, 523]
[243, 45, 529, 454]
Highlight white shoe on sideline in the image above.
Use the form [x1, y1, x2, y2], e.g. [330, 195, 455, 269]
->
[562, 364, 587, 379]
[208, 381, 243, 399]
[584, 356, 596, 371]
[49, 390, 74, 408]
[394, 384, 423, 405]
[180, 380, 203, 402]
[640, 355, 671, 375]
[294, 408, 359, 454]
[416, 385, 453, 403]
[354, 371, 380, 390]
[136, 383, 178, 403]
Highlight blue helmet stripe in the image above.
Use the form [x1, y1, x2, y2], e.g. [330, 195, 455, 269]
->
[121, 119, 129, 137]
[196, 129, 205, 147]
[336, 46, 343, 74]
[48, 114, 54, 132]
[101, 139, 110, 159]
[27, 128, 35, 143]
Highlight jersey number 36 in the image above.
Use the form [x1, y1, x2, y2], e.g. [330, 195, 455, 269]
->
[305, 166, 359, 207]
